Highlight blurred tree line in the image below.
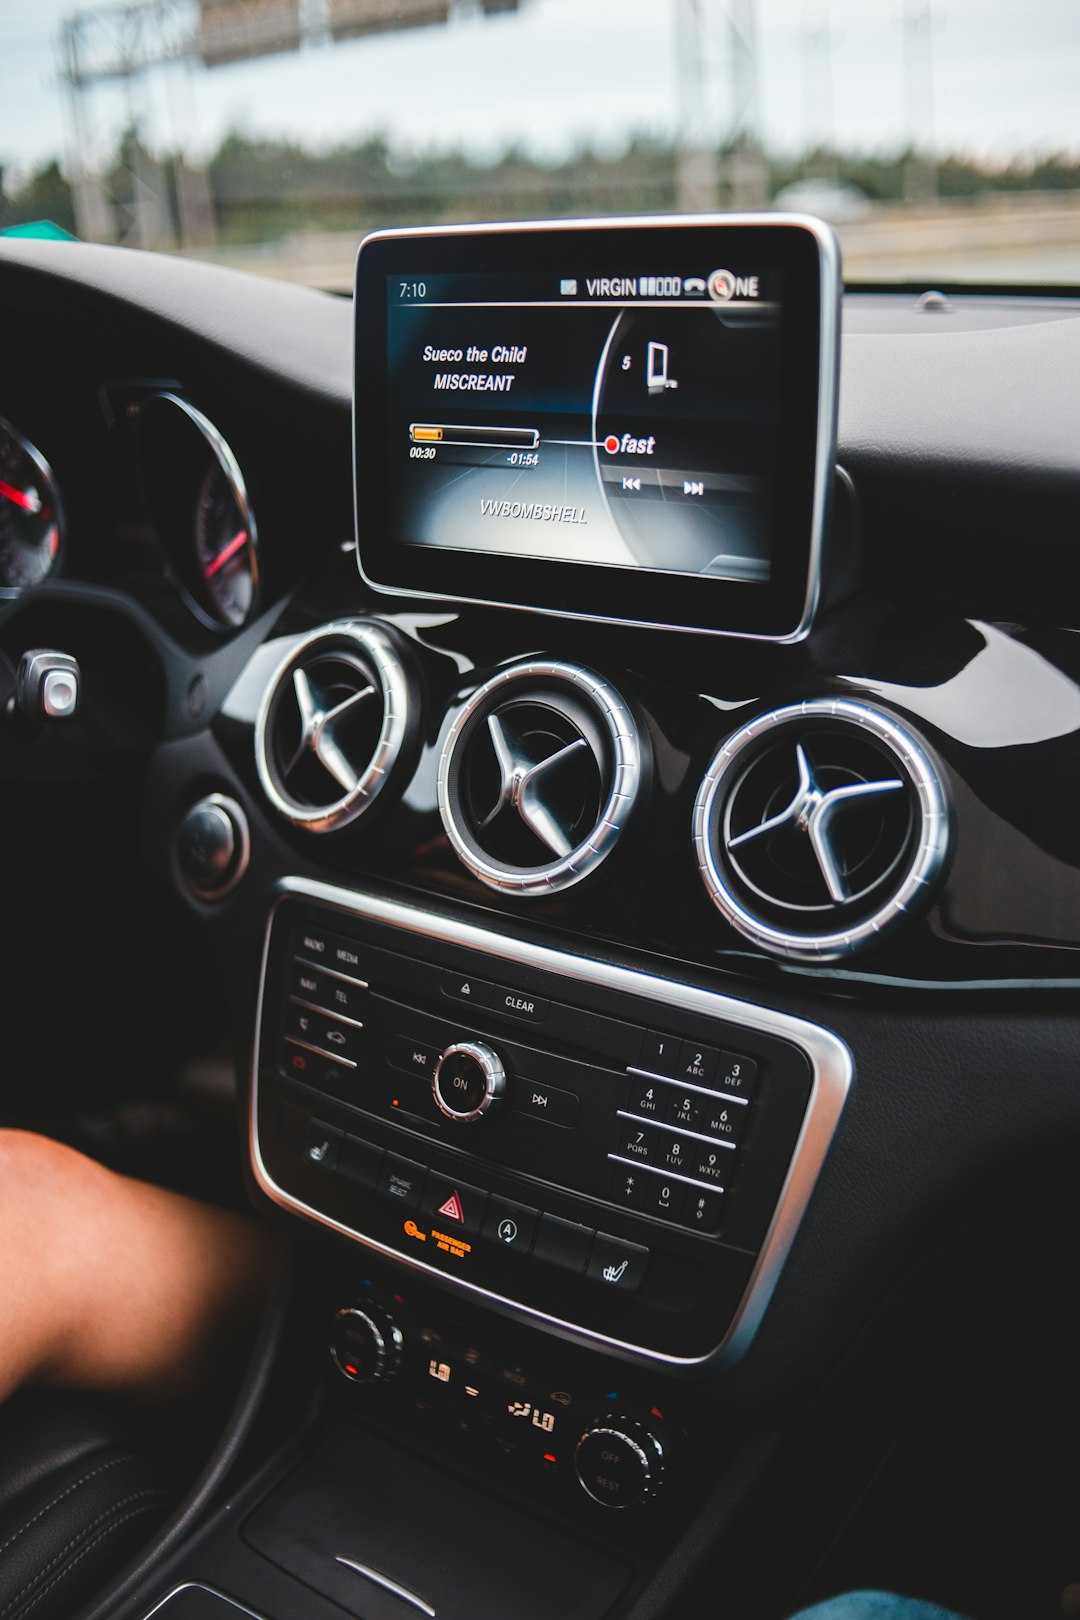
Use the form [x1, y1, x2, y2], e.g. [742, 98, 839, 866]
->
[0, 160, 77, 234]
[4, 133, 1080, 243]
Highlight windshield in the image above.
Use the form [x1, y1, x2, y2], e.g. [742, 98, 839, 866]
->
[2, 0, 1079, 291]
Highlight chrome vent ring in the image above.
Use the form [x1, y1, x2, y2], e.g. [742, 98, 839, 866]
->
[438, 660, 646, 896]
[255, 620, 410, 833]
[693, 697, 950, 962]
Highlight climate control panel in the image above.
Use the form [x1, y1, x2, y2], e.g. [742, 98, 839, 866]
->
[328, 1285, 679, 1512]
[251, 878, 851, 1364]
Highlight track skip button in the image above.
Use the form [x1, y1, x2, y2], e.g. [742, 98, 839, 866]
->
[510, 1076, 579, 1127]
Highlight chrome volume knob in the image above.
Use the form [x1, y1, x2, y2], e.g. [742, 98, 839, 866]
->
[432, 1040, 505, 1123]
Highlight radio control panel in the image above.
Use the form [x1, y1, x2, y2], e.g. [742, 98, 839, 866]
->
[250, 879, 852, 1365]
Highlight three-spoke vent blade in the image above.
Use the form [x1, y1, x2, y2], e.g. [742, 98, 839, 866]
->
[438, 662, 647, 896]
[694, 699, 950, 961]
[255, 621, 411, 833]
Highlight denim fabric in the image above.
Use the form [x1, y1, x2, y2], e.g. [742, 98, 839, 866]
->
[792, 1594, 967, 1620]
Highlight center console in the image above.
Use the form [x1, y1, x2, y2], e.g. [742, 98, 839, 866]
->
[252, 879, 851, 1367]
[124, 215, 859, 1620]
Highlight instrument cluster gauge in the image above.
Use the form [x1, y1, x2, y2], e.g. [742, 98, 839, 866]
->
[192, 454, 258, 628]
[136, 392, 260, 632]
[0, 414, 63, 597]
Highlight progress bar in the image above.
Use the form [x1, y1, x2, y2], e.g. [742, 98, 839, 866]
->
[409, 423, 539, 449]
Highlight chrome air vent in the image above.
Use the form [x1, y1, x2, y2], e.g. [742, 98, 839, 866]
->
[255, 621, 411, 833]
[438, 661, 647, 896]
[693, 698, 950, 962]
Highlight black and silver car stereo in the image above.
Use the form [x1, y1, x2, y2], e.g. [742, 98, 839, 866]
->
[353, 215, 841, 640]
[251, 880, 852, 1366]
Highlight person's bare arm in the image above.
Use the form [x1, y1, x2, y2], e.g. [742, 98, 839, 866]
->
[0, 1129, 280, 1404]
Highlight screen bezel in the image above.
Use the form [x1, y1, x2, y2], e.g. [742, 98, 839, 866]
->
[353, 215, 840, 642]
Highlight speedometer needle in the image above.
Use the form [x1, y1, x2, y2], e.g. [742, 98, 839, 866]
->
[0, 479, 41, 514]
[204, 528, 248, 578]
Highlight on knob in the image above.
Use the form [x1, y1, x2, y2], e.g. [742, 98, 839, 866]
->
[575, 1416, 667, 1509]
[331, 1303, 403, 1384]
[432, 1040, 505, 1122]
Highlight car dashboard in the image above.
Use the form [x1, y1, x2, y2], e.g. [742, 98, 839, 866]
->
[2, 234, 1080, 1620]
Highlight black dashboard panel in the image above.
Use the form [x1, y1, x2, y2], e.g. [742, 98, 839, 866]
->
[3, 235, 1080, 1620]
[1, 234, 1079, 1405]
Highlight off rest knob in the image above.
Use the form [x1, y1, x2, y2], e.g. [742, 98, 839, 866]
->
[331, 1302, 403, 1383]
[432, 1040, 505, 1123]
[575, 1414, 669, 1509]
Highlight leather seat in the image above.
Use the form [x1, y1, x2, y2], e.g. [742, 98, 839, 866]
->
[0, 1389, 173, 1620]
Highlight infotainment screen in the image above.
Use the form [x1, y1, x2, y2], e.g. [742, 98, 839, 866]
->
[354, 217, 840, 640]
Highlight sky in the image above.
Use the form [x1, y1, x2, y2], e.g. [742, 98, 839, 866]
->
[1, 0, 1079, 183]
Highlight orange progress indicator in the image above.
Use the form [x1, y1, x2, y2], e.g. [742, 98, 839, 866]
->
[409, 423, 540, 450]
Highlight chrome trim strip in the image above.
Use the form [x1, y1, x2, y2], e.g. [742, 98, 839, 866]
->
[626, 1064, 751, 1104]
[283, 1033, 358, 1069]
[147, 393, 260, 632]
[335, 1556, 437, 1618]
[615, 1109, 738, 1149]
[288, 995, 365, 1030]
[693, 697, 952, 963]
[254, 619, 410, 834]
[352, 214, 841, 644]
[294, 957, 369, 989]
[250, 876, 852, 1370]
[436, 659, 645, 896]
[607, 1153, 726, 1196]
[141, 1585, 268, 1619]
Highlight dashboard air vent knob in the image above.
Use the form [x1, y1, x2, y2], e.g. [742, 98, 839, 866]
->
[693, 698, 950, 961]
[255, 620, 413, 833]
[438, 660, 647, 896]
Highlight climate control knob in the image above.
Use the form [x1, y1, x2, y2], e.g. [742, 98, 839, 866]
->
[432, 1040, 505, 1123]
[330, 1302, 403, 1384]
[575, 1416, 667, 1509]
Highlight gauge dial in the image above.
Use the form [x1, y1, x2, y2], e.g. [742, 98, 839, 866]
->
[193, 458, 258, 629]
[0, 415, 63, 594]
[137, 392, 260, 633]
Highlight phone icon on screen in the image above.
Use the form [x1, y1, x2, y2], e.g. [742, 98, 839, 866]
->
[647, 342, 679, 395]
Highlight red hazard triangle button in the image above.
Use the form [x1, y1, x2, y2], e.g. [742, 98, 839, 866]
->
[428, 1180, 483, 1235]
